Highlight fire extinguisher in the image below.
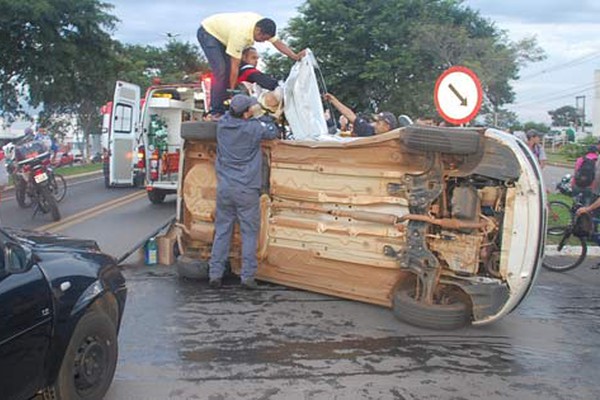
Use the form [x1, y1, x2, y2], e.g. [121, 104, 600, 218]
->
[149, 149, 160, 181]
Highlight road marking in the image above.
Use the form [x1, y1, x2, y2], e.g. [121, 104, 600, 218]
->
[36, 190, 146, 233]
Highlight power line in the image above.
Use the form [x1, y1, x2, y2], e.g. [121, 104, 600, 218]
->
[516, 80, 598, 104]
[520, 50, 600, 80]
[513, 81, 600, 107]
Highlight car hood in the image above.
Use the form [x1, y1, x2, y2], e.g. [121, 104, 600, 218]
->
[2, 227, 101, 253]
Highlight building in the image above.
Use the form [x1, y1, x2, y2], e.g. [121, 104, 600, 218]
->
[594, 69, 600, 137]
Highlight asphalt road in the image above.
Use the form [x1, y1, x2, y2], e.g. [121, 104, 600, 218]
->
[0, 172, 176, 261]
[4, 167, 598, 400]
[106, 260, 600, 400]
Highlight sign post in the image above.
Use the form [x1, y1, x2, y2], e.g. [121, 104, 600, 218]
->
[434, 66, 483, 125]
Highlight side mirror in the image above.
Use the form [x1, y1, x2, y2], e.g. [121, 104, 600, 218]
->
[4, 242, 31, 274]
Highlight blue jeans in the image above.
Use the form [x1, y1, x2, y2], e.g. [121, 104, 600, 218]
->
[197, 26, 230, 115]
[209, 186, 261, 281]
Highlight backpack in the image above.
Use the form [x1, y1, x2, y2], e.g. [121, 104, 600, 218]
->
[575, 157, 596, 188]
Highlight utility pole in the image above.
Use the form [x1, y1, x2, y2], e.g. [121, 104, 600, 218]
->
[576, 95, 586, 133]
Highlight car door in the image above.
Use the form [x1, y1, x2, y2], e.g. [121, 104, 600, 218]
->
[0, 242, 53, 400]
[109, 81, 141, 186]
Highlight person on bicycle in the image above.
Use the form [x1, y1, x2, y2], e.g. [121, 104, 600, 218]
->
[572, 145, 599, 204]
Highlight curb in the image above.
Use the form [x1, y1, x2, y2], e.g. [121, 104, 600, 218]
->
[547, 161, 573, 169]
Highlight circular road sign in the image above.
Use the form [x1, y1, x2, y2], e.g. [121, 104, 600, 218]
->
[434, 66, 482, 125]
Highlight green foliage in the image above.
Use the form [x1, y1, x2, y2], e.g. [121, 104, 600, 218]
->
[0, 0, 118, 121]
[484, 108, 520, 130]
[548, 105, 581, 127]
[266, 0, 544, 120]
[559, 136, 597, 160]
[115, 40, 208, 90]
[0, 1, 207, 153]
[523, 121, 550, 133]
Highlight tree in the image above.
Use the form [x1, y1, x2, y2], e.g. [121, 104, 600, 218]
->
[115, 40, 209, 90]
[265, 0, 544, 122]
[522, 121, 549, 134]
[484, 108, 520, 130]
[548, 105, 581, 127]
[0, 0, 118, 123]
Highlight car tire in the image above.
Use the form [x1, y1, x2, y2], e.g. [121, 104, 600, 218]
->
[392, 277, 471, 330]
[402, 125, 481, 155]
[176, 255, 209, 280]
[147, 189, 166, 204]
[43, 310, 118, 400]
[181, 121, 217, 141]
[15, 177, 32, 208]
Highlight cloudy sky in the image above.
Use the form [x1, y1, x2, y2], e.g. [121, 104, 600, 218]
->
[106, 0, 600, 125]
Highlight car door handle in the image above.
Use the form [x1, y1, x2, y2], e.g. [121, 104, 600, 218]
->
[41, 308, 50, 317]
[60, 281, 71, 292]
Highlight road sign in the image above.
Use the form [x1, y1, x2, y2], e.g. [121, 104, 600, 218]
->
[434, 66, 482, 125]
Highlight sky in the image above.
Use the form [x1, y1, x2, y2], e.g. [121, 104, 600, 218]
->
[105, 0, 600, 126]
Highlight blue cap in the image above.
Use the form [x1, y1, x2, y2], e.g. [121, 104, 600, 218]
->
[230, 94, 258, 114]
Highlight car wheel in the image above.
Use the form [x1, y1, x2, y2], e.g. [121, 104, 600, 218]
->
[176, 255, 209, 280]
[392, 276, 472, 330]
[402, 125, 481, 155]
[44, 310, 118, 400]
[181, 121, 217, 141]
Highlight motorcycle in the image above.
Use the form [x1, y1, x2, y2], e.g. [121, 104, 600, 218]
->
[556, 173, 573, 196]
[7, 142, 62, 221]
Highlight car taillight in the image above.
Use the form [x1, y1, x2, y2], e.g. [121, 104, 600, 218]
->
[137, 146, 145, 169]
[149, 149, 159, 181]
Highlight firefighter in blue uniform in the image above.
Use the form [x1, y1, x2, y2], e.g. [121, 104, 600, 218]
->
[209, 94, 278, 289]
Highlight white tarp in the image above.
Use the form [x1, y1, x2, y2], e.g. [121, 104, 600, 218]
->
[283, 49, 329, 140]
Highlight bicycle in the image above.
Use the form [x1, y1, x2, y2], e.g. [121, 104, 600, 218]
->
[47, 167, 67, 203]
[544, 194, 597, 272]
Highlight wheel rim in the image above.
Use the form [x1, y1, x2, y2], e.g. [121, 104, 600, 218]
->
[74, 335, 107, 393]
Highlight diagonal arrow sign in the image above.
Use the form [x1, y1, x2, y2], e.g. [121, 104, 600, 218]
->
[448, 83, 468, 106]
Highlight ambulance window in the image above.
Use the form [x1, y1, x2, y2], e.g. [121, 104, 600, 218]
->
[114, 103, 133, 133]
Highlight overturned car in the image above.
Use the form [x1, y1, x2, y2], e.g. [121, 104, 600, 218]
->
[175, 121, 545, 330]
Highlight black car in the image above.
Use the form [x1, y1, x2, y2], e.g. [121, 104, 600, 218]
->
[0, 228, 127, 400]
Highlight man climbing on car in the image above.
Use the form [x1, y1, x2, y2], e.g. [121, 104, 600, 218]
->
[197, 12, 305, 120]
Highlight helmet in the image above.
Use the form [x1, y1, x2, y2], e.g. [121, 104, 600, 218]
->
[2, 143, 15, 160]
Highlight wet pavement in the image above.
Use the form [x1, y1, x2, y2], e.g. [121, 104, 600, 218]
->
[106, 259, 600, 400]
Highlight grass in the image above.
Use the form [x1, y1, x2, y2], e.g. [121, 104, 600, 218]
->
[546, 151, 573, 165]
[546, 193, 575, 245]
[7, 162, 102, 186]
[53, 162, 103, 177]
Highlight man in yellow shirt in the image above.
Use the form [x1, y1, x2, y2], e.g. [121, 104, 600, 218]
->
[197, 12, 305, 119]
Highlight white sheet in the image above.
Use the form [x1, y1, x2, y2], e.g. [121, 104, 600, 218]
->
[283, 49, 329, 140]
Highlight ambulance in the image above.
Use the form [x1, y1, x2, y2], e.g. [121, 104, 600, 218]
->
[103, 79, 209, 203]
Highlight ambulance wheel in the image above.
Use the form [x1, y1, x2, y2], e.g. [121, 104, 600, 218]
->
[103, 163, 111, 188]
[147, 189, 166, 204]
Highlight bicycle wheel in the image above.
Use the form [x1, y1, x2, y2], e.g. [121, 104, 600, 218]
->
[543, 231, 587, 272]
[50, 173, 67, 202]
[547, 201, 572, 236]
